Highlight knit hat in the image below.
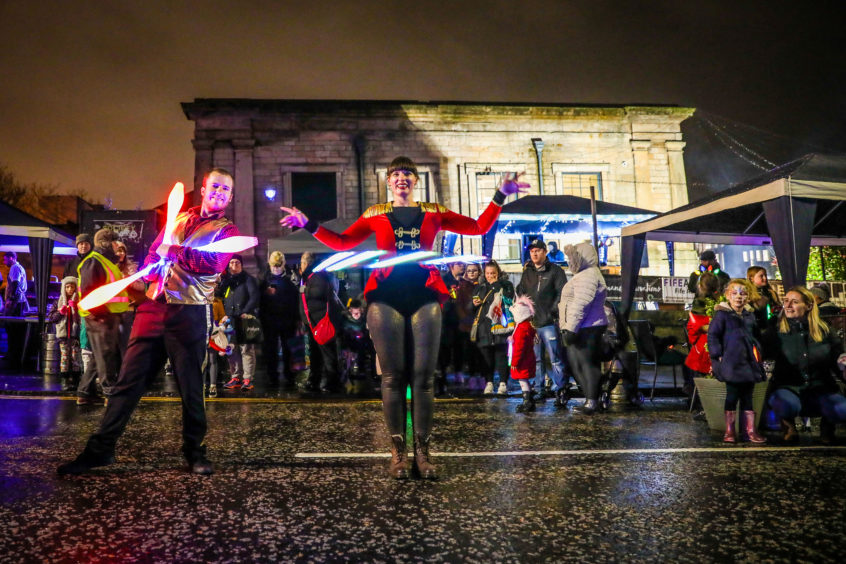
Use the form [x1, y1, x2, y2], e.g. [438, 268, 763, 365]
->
[93, 228, 118, 248]
[75, 233, 92, 245]
[809, 285, 830, 301]
[61, 276, 78, 288]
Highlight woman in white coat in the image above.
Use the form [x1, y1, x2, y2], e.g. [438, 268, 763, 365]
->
[558, 242, 608, 414]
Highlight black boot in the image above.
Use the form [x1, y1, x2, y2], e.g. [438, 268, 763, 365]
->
[60, 372, 73, 392]
[553, 386, 570, 409]
[516, 391, 536, 413]
[388, 434, 409, 479]
[57, 448, 116, 475]
[70, 371, 81, 391]
[413, 433, 438, 480]
[820, 418, 836, 445]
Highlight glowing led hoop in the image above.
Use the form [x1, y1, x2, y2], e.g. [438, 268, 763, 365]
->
[163, 182, 184, 246]
[78, 264, 155, 311]
[312, 251, 356, 273]
[366, 251, 438, 269]
[326, 250, 387, 271]
[421, 254, 489, 266]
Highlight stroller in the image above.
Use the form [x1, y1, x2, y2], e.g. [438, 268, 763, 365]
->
[206, 320, 234, 397]
[597, 300, 644, 410]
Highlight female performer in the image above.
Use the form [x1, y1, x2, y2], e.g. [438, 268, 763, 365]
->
[280, 156, 528, 479]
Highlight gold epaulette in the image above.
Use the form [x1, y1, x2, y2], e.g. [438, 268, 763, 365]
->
[363, 203, 393, 218]
[419, 202, 447, 213]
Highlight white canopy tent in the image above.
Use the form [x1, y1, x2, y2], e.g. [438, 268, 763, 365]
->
[620, 153, 846, 316]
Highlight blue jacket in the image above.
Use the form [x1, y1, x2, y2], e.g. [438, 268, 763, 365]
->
[708, 303, 765, 384]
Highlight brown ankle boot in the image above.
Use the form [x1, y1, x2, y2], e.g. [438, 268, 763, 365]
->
[723, 411, 737, 443]
[388, 435, 409, 479]
[413, 433, 438, 480]
[742, 411, 766, 444]
[782, 419, 798, 442]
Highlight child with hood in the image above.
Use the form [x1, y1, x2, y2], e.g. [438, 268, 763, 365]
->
[509, 295, 537, 412]
[48, 276, 82, 391]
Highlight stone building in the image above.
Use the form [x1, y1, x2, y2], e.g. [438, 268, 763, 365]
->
[181, 99, 695, 275]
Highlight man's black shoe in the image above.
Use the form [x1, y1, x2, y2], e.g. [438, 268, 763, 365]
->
[189, 457, 214, 475]
[57, 451, 116, 475]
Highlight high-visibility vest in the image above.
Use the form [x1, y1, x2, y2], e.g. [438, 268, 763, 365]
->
[77, 251, 130, 316]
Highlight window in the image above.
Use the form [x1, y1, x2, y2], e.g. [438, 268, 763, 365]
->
[560, 172, 602, 199]
[291, 172, 337, 222]
[475, 171, 508, 213]
[491, 236, 521, 262]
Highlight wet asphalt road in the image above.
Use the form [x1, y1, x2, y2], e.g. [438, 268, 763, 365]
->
[1, 392, 845, 563]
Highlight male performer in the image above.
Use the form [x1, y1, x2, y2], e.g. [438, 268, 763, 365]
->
[58, 168, 240, 476]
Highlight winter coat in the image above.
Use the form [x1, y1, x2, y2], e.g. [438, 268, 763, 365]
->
[258, 268, 299, 333]
[763, 317, 844, 396]
[455, 277, 478, 333]
[216, 270, 259, 343]
[558, 242, 608, 334]
[707, 303, 765, 383]
[685, 312, 712, 374]
[472, 278, 515, 347]
[516, 258, 567, 328]
[509, 320, 536, 380]
[751, 285, 780, 330]
[48, 276, 81, 341]
[299, 265, 345, 334]
[441, 270, 462, 326]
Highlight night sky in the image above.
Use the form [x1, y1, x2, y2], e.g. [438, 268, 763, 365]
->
[1, 1, 844, 209]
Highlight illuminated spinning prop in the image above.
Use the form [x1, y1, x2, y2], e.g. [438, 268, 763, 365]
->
[78, 182, 258, 311]
[308, 250, 488, 272]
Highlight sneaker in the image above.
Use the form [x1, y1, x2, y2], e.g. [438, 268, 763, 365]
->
[209, 385, 218, 398]
[223, 377, 242, 390]
[497, 382, 508, 396]
[241, 379, 254, 391]
[483, 382, 494, 395]
[76, 395, 105, 406]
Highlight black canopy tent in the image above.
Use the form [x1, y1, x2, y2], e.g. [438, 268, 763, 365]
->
[0, 201, 75, 325]
[619, 153, 846, 317]
[481, 195, 656, 258]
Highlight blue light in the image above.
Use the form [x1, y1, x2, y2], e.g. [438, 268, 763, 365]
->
[264, 187, 277, 201]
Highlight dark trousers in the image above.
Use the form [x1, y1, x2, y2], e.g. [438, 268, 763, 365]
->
[307, 334, 340, 390]
[84, 300, 211, 462]
[478, 343, 509, 384]
[725, 381, 755, 411]
[262, 320, 295, 383]
[438, 322, 464, 374]
[566, 326, 605, 401]
[3, 301, 27, 368]
[83, 314, 121, 396]
[367, 301, 441, 438]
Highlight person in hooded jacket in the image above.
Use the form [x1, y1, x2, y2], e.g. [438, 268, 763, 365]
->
[558, 242, 608, 415]
[217, 254, 260, 391]
[48, 276, 83, 392]
[708, 279, 767, 444]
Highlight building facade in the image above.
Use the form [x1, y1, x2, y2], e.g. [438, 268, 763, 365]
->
[182, 99, 695, 274]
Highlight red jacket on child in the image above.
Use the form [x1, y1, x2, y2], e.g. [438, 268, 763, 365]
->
[510, 320, 536, 380]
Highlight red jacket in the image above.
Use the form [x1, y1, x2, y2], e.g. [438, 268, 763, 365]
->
[312, 201, 503, 302]
[510, 320, 536, 380]
[685, 312, 712, 374]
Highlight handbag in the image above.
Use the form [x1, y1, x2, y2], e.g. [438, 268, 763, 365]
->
[239, 314, 264, 345]
[470, 290, 494, 343]
[301, 292, 336, 345]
